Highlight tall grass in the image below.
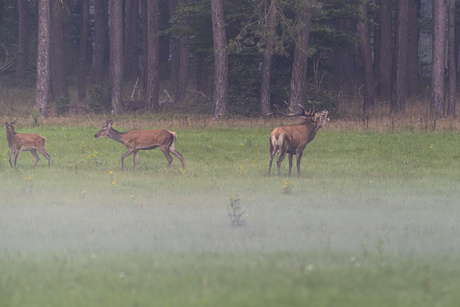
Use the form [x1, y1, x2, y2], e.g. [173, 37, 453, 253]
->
[1, 120, 460, 306]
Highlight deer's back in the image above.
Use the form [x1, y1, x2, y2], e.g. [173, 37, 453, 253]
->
[122, 129, 174, 149]
[12, 133, 46, 149]
[271, 124, 315, 148]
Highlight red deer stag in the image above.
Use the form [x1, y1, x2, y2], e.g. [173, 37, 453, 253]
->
[5, 120, 51, 168]
[267, 103, 329, 177]
[94, 120, 185, 171]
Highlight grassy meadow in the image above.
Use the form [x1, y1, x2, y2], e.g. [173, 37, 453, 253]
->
[1, 115, 460, 306]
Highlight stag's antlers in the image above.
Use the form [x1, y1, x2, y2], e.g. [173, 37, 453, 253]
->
[266, 102, 315, 118]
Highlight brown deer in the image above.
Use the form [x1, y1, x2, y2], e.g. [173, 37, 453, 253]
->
[267, 103, 329, 177]
[94, 120, 185, 171]
[5, 120, 51, 168]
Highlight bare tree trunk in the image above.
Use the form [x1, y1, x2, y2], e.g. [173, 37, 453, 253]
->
[146, 0, 160, 110]
[92, 0, 108, 87]
[289, 0, 311, 113]
[175, 34, 189, 104]
[16, 0, 29, 79]
[170, 0, 188, 105]
[375, 0, 392, 101]
[124, 0, 140, 79]
[78, 0, 89, 104]
[431, 0, 447, 117]
[447, 0, 456, 117]
[358, 3, 375, 116]
[391, 0, 409, 114]
[35, 0, 51, 118]
[50, 0, 69, 101]
[109, 0, 124, 114]
[406, 0, 421, 98]
[211, 0, 228, 119]
[169, 0, 179, 85]
[260, 0, 277, 115]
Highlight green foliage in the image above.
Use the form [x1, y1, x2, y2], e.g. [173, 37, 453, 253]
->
[55, 96, 71, 116]
[227, 194, 246, 227]
[228, 54, 261, 116]
[305, 83, 339, 117]
[88, 84, 112, 114]
[30, 107, 41, 126]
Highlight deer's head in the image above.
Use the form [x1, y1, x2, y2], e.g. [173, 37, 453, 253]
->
[94, 120, 113, 139]
[311, 110, 329, 127]
[5, 120, 17, 136]
[267, 102, 329, 126]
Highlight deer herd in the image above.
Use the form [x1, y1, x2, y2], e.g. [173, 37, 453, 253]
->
[5, 103, 329, 177]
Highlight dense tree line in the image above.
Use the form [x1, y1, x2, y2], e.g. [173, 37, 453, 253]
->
[0, 0, 458, 118]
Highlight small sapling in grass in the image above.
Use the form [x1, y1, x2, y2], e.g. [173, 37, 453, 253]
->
[227, 195, 246, 227]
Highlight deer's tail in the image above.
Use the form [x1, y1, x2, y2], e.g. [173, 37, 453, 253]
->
[270, 133, 283, 154]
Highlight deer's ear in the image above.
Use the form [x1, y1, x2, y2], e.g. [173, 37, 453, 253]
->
[5, 122, 8, 126]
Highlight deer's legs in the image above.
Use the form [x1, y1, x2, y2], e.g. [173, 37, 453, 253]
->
[121, 149, 135, 170]
[296, 151, 303, 177]
[170, 148, 185, 168]
[14, 151, 23, 167]
[38, 150, 51, 167]
[276, 151, 287, 177]
[268, 152, 275, 177]
[160, 147, 174, 167]
[30, 149, 40, 167]
[133, 151, 139, 171]
[9, 150, 15, 167]
[288, 154, 294, 177]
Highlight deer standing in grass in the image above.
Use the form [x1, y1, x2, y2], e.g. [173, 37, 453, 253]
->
[5, 120, 51, 168]
[267, 103, 329, 177]
[94, 120, 185, 171]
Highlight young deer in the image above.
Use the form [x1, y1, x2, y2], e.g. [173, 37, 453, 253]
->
[267, 103, 329, 177]
[5, 120, 51, 168]
[94, 120, 185, 171]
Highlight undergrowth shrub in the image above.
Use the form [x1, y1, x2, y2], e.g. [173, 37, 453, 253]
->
[305, 83, 339, 118]
[88, 84, 111, 114]
[55, 96, 71, 116]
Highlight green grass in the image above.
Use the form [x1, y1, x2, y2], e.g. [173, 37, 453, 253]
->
[1, 124, 460, 306]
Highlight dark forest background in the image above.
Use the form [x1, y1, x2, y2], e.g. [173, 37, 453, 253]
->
[0, 0, 458, 119]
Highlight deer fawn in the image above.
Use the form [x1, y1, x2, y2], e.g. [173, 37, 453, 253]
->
[267, 103, 329, 177]
[5, 120, 51, 168]
[94, 120, 185, 171]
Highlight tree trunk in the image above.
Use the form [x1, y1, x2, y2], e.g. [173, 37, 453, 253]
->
[447, 0, 456, 117]
[124, 0, 140, 79]
[406, 0, 421, 98]
[109, 0, 124, 114]
[175, 34, 189, 104]
[289, 0, 312, 113]
[358, 3, 375, 116]
[170, 0, 189, 105]
[431, 0, 447, 117]
[78, 0, 89, 104]
[375, 0, 392, 101]
[92, 0, 108, 87]
[211, 0, 228, 119]
[146, 0, 160, 110]
[391, 0, 409, 114]
[169, 0, 179, 85]
[50, 0, 69, 101]
[16, 0, 29, 79]
[35, 0, 51, 118]
[260, 0, 277, 115]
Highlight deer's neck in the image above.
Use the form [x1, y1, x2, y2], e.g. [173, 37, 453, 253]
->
[108, 128, 125, 144]
[6, 132, 15, 147]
